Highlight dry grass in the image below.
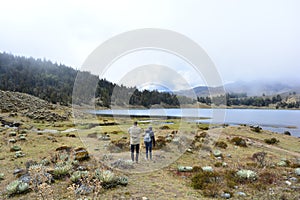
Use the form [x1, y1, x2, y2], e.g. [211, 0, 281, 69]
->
[1, 112, 300, 199]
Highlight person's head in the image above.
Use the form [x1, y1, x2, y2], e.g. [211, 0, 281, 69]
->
[149, 126, 152, 130]
[134, 121, 138, 126]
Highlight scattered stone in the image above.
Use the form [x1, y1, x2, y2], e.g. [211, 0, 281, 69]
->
[178, 166, 193, 172]
[213, 150, 222, 157]
[186, 148, 193, 153]
[19, 135, 26, 141]
[15, 151, 25, 158]
[55, 145, 72, 152]
[10, 145, 21, 152]
[8, 138, 16, 143]
[74, 147, 89, 161]
[221, 193, 231, 199]
[222, 162, 228, 167]
[236, 191, 247, 197]
[285, 181, 292, 186]
[66, 133, 76, 138]
[13, 168, 25, 177]
[98, 135, 110, 141]
[295, 168, 300, 176]
[277, 160, 288, 167]
[290, 177, 298, 182]
[227, 154, 232, 158]
[0, 173, 4, 180]
[142, 197, 149, 200]
[284, 131, 291, 136]
[202, 166, 213, 172]
[9, 132, 17, 137]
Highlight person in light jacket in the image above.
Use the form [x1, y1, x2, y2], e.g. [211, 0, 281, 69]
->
[128, 121, 142, 163]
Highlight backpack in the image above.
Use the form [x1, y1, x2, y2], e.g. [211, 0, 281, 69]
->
[144, 132, 151, 142]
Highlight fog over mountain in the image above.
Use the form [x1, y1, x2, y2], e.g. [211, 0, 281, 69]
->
[175, 80, 300, 98]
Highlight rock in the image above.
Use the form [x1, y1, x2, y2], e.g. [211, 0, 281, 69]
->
[0, 173, 4, 180]
[222, 162, 228, 167]
[178, 166, 193, 172]
[15, 151, 25, 158]
[74, 147, 89, 161]
[285, 181, 292, 186]
[55, 145, 72, 152]
[142, 197, 149, 200]
[236, 191, 247, 197]
[13, 168, 25, 176]
[295, 168, 300, 176]
[10, 145, 21, 152]
[277, 160, 288, 167]
[213, 150, 222, 157]
[202, 166, 213, 172]
[221, 193, 231, 199]
[290, 177, 298, 182]
[236, 170, 257, 180]
[9, 132, 17, 137]
[186, 148, 193, 153]
[19, 135, 26, 141]
[8, 138, 16, 143]
[227, 154, 232, 158]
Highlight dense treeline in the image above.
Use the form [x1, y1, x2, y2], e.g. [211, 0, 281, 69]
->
[0, 52, 184, 108]
[197, 93, 300, 108]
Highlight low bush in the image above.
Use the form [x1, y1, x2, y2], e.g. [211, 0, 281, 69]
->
[264, 138, 279, 145]
[215, 141, 228, 149]
[230, 137, 247, 147]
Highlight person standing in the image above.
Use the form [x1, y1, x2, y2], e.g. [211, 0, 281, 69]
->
[149, 126, 155, 148]
[143, 128, 152, 160]
[128, 121, 142, 163]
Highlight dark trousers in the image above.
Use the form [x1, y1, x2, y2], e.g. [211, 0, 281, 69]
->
[131, 144, 140, 154]
[144, 141, 152, 154]
[131, 144, 140, 162]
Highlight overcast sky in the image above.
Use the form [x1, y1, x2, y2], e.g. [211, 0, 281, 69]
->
[0, 0, 299, 90]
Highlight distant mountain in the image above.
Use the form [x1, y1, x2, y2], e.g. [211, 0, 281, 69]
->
[175, 81, 300, 98]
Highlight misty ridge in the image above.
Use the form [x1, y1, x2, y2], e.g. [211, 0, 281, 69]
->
[1, 52, 299, 109]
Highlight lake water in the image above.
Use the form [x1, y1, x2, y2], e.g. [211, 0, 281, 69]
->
[92, 108, 300, 137]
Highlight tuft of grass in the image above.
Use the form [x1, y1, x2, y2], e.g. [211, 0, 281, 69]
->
[264, 137, 279, 145]
[230, 137, 247, 147]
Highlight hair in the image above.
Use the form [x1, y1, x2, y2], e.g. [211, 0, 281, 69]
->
[134, 121, 138, 126]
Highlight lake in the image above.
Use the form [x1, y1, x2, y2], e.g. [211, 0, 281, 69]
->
[92, 108, 300, 137]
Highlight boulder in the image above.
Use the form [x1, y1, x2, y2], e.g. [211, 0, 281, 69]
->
[295, 168, 300, 176]
[213, 150, 222, 157]
[74, 147, 89, 161]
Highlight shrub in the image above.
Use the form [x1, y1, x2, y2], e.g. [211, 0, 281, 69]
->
[215, 141, 228, 149]
[252, 152, 267, 167]
[230, 137, 247, 147]
[159, 125, 170, 130]
[251, 126, 262, 133]
[191, 171, 220, 190]
[283, 131, 291, 136]
[264, 138, 279, 145]
[214, 162, 223, 167]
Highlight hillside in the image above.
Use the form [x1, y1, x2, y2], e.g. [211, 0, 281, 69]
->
[0, 90, 70, 122]
[0, 52, 183, 108]
[0, 91, 299, 199]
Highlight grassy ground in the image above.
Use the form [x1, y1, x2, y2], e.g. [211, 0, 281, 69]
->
[0, 112, 300, 200]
